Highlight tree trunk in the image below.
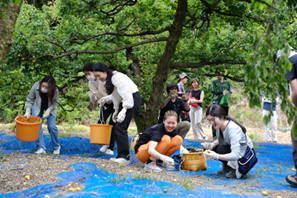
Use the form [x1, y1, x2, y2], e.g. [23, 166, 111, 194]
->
[0, 0, 23, 65]
[145, 0, 188, 129]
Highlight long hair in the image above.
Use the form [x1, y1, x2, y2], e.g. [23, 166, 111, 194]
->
[190, 78, 200, 89]
[206, 104, 246, 133]
[93, 62, 114, 94]
[39, 76, 57, 105]
[163, 110, 178, 122]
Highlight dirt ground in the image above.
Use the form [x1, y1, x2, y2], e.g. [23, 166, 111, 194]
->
[1, 152, 296, 197]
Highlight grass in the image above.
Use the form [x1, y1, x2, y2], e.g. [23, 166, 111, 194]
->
[247, 133, 262, 142]
[109, 175, 128, 184]
[0, 123, 16, 131]
[133, 172, 161, 181]
[128, 127, 138, 136]
[179, 177, 194, 190]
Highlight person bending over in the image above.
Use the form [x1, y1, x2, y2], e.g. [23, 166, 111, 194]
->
[134, 110, 186, 172]
[202, 104, 254, 178]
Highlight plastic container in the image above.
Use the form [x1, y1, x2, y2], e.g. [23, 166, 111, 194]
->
[182, 150, 207, 171]
[15, 116, 42, 142]
[90, 124, 112, 145]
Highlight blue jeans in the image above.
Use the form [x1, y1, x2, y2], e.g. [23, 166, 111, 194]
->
[32, 107, 59, 150]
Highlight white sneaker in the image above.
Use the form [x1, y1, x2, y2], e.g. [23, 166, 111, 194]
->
[53, 146, 61, 155]
[35, 148, 46, 154]
[164, 164, 175, 171]
[105, 149, 114, 155]
[100, 145, 109, 153]
[113, 158, 130, 166]
[110, 157, 116, 161]
[203, 136, 208, 140]
[144, 162, 162, 173]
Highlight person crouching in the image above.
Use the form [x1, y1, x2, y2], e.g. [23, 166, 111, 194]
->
[133, 110, 185, 172]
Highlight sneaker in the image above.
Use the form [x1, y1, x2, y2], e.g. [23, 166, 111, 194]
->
[110, 157, 116, 161]
[226, 170, 236, 178]
[144, 162, 162, 173]
[203, 136, 208, 140]
[53, 146, 61, 155]
[216, 164, 234, 176]
[35, 148, 46, 154]
[105, 149, 114, 155]
[113, 158, 130, 166]
[286, 175, 297, 187]
[100, 145, 109, 153]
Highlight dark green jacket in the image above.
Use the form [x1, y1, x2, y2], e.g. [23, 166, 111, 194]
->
[211, 79, 232, 106]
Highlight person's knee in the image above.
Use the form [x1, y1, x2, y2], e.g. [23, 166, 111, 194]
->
[172, 135, 183, 146]
[47, 124, 57, 132]
[160, 135, 171, 146]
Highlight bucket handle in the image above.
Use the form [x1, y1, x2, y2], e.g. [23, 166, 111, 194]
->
[97, 102, 107, 124]
[179, 155, 186, 171]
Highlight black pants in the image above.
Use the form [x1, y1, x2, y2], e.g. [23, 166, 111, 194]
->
[213, 145, 231, 166]
[115, 92, 142, 160]
[212, 106, 229, 138]
[97, 103, 116, 151]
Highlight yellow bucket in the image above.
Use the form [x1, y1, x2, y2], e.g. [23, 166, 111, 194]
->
[182, 150, 207, 171]
[90, 124, 112, 145]
[15, 116, 42, 142]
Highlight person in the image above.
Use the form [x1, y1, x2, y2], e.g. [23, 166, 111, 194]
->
[261, 90, 279, 143]
[211, 72, 232, 139]
[24, 76, 60, 154]
[134, 110, 186, 172]
[92, 62, 141, 165]
[281, 46, 297, 187]
[202, 104, 254, 178]
[177, 72, 190, 122]
[83, 62, 115, 155]
[188, 78, 207, 140]
[159, 83, 191, 139]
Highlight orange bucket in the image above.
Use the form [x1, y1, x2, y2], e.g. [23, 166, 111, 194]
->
[90, 124, 112, 145]
[15, 116, 42, 142]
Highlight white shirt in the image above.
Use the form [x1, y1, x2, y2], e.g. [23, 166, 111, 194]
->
[106, 71, 139, 109]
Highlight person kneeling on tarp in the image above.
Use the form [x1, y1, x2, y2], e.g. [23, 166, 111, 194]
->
[202, 104, 255, 178]
[133, 110, 187, 172]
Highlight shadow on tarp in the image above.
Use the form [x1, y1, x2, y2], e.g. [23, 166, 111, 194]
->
[0, 163, 263, 198]
[1, 133, 297, 195]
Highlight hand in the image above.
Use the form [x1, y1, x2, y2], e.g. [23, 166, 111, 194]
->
[117, 108, 127, 123]
[24, 112, 30, 119]
[277, 50, 282, 59]
[98, 96, 107, 106]
[181, 93, 187, 101]
[112, 109, 119, 123]
[223, 90, 231, 97]
[90, 95, 97, 103]
[42, 108, 51, 119]
[160, 155, 174, 165]
[201, 142, 215, 150]
[180, 145, 189, 155]
[204, 150, 220, 160]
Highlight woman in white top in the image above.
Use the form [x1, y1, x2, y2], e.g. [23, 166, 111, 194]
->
[202, 104, 254, 178]
[93, 62, 142, 165]
[83, 62, 115, 155]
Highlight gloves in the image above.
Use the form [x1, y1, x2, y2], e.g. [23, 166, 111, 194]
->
[277, 50, 282, 59]
[160, 155, 174, 165]
[98, 96, 107, 106]
[204, 150, 220, 160]
[43, 108, 51, 119]
[223, 90, 231, 97]
[24, 112, 30, 119]
[90, 95, 97, 103]
[180, 145, 189, 155]
[117, 108, 127, 123]
[201, 142, 215, 150]
[112, 109, 119, 123]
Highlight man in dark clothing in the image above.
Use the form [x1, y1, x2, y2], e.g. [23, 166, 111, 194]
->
[159, 83, 191, 139]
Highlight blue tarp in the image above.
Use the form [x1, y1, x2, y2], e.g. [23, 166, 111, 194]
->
[1, 133, 297, 197]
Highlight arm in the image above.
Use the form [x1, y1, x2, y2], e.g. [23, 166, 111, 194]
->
[49, 88, 59, 111]
[148, 141, 163, 159]
[218, 128, 242, 161]
[227, 81, 232, 94]
[160, 96, 172, 109]
[25, 82, 38, 113]
[190, 91, 204, 104]
[212, 91, 223, 95]
[112, 74, 134, 109]
[181, 93, 190, 111]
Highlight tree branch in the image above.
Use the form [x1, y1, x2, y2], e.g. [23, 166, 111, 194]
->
[32, 37, 168, 60]
[169, 60, 247, 69]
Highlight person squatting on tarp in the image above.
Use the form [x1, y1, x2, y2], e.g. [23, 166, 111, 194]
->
[177, 72, 191, 122]
[188, 78, 208, 140]
[93, 62, 141, 166]
[211, 71, 232, 140]
[279, 46, 297, 187]
[24, 76, 60, 155]
[202, 104, 255, 179]
[133, 110, 188, 172]
[159, 83, 191, 141]
[83, 62, 116, 155]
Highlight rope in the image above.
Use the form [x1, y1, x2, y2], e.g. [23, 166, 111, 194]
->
[97, 102, 107, 124]
[179, 155, 186, 171]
